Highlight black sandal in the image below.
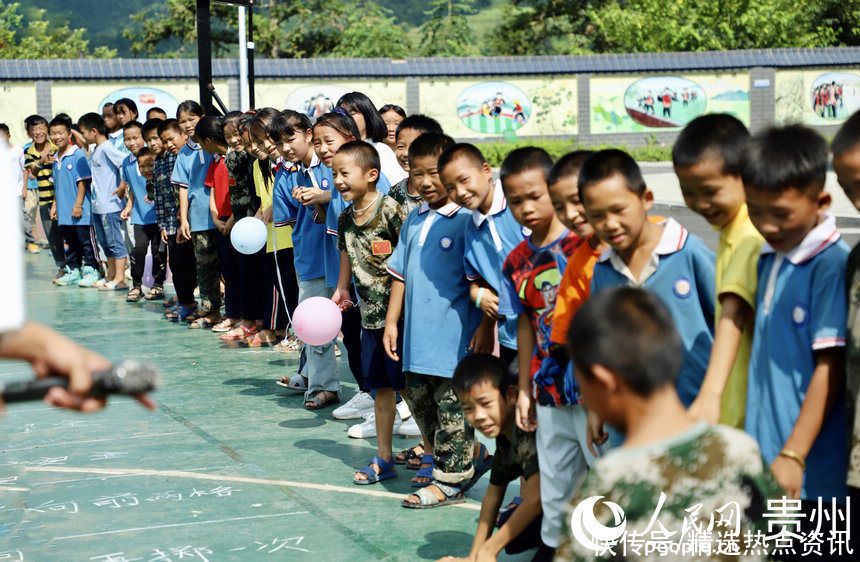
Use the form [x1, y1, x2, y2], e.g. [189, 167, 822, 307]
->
[126, 288, 143, 302]
[395, 443, 425, 465]
[146, 287, 165, 300]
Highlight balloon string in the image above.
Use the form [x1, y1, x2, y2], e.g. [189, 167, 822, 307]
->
[272, 224, 294, 333]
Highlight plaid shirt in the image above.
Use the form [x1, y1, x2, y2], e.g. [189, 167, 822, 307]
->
[151, 152, 179, 235]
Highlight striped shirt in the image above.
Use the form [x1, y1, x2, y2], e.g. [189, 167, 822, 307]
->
[23, 141, 57, 206]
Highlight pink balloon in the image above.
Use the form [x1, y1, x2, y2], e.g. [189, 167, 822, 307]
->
[293, 297, 342, 346]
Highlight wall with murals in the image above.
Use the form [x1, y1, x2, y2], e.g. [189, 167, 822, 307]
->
[419, 77, 578, 140]
[590, 73, 751, 133]
[256, 80, 408, 120]
[775, 69, 860, 125]
[0, 82, 38, 142]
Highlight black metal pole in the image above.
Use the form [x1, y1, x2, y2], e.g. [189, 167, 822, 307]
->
[197, 0, 214, 113]
[247, 3, 255, 108]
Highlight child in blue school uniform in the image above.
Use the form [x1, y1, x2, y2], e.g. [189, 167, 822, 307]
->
[48, 116, 99, 287]
[78, 112, 128, 291]
[439, 143, 526, 368]
[583, 149, 715, 410]
[384, 133, 490, 508]
[743, 125, 848, 508]
[119, 123, 166, 302]
[172, 100, 220, 328]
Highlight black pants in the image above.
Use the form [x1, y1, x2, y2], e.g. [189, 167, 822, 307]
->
[131, 224, 166, 288]
[59, 224, 98, 270]
[39, 204, 66, 267]
[341, 285, 364, 389]
[262, 248, 298, 331]
[167, 236, 197, 305]
[238, 248, 265, 321]
[217, 229, 241, 319]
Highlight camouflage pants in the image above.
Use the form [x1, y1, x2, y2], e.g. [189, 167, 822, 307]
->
[403, 372, 475, 484]
[192, 229, 221, 314]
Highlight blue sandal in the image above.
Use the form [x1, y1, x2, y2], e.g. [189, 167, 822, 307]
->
[411, 454, 435, 488]
[461, 443, 493, 494]
[353, 456, 397, 486]
[168, 304, 198, 323]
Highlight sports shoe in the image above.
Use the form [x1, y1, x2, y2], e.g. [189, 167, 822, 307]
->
[396, 400, 412, 421]
[396, 416, 421, 437]
[77, 266, 102, 288]
[332, 391, 375, 420]
[27, 243, 40, 254]
[55, 268, 82, 286]
[53, 266, 70, 282]
[347, 411, 402, 439]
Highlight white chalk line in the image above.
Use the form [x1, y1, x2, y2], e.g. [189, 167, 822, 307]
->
[52, 511, 310, 541]
[0, 432, 185, 453]
[0, 399, 139, 413]
[0, 486, 29, 492]
[28, 466, 481, 510]
[32, 465, 234, 486]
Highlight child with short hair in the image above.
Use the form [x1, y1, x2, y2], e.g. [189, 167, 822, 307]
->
[77, 112, 128, 290]
[48, 116, 99, 286]
[440, 143, 525, 366]
[330, 141, 407, 484]
[583, 149, 715, 410]
[157, 119, 198, 319]
[673, 114, 760, 429]
[23, 115, 66, 273]
[390, 114, 443, 213]
[833, 111, 860, 503]
[119, 123, 166, 302]
[384, 132, 489, 505]
[147, 107, 168, 122]
[496, 147, 582, 555]
[102, 103, 121, 145]
[556, 287, 782, 560]
[441, 354, 544, 561]
[744, 124, 848, 503]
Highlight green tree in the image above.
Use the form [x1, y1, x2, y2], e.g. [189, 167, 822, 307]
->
[124, 0, 238, 57]
[419, 0, 478, 56]
[490, 0, 592, 56]
[0, 1, 116, 58]
[330, 2, 413, 58]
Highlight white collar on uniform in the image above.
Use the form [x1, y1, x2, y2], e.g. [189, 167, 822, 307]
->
[472, 179, 505, 227]
[187, 140, 201, 150]
[760, 212, 840, 265]
[300, 151, 320, 173]
[598, 217, 687, 263]
[59, 145, 80, 160]
[418, 200, 461, 217]
[109, 130, 123, 139]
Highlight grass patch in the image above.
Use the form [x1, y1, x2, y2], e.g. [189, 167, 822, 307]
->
[476, 137, 673, 166]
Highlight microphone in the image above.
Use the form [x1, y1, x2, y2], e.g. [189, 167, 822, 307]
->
[0, 360, 161, 404]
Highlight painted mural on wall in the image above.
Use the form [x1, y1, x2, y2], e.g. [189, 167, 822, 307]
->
[456, 81, 531, 135]
[776, 70, 860, 125]
[98, 87, 179, 117]
[285, 84, 352, 119]
[420, 77, 577, 139]
[591, 74, 750, 133]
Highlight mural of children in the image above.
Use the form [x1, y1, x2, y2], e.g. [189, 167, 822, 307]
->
[682, 87, 690, 107]
[662, 88, 674, 118]
[491, 92, 504, 117]
[513, 100, 526, 124]
[645, 91, 655, 114]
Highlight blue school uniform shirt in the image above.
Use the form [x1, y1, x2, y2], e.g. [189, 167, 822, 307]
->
[464, 179, 527, 350]
[120, 155, 156, 226]
[110, 130, 129, 155]
[89, 140, 126, 215]
[591, 218, 716, 407]
[171, 141, 214, 232]
[52, 146, 92, 227]
[386, 201, 482, 378]
[22, 142, 38, 190]
[272, 155, 328, 282]
[746, 213, 848, 502]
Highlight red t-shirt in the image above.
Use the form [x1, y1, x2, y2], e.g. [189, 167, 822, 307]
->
[205, 154, 232, 218]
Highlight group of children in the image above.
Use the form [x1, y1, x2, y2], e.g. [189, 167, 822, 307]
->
[12, 89, 860, 559]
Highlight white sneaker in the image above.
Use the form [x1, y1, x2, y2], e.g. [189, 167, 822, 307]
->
[347, 411, 403, 439]
[396, 416, 421, 437]
[332, 391, 375, 420]
[396, 400, 412, 421]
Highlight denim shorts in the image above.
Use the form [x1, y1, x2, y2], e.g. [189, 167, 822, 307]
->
[92, 211, 129, 259]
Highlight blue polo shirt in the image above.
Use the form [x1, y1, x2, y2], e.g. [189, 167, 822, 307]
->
[171, 141, 214, 232]
[272, 156, 328, 282]
[110, 130, 129, 155]
[386, 201, 482, 378]
[464, 180, 527, 350]
[746, 214, 848, 502]
[23, 142, 37, 190]
[120, 155, 156, 226]
[52, 146, 92, 227]
[591, 218, 716, 407]
[89, 140, 126, 215]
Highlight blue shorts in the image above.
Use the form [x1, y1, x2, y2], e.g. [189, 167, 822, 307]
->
[92, 211, 128, 259]
[360, 327, 405, 391]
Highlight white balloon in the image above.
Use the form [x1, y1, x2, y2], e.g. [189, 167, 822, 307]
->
[230, 217, 268, 255]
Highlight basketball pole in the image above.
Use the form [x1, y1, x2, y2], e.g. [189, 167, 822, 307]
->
[196, 0, 214, 113]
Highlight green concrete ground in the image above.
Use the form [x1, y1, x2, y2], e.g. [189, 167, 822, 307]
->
[0, 253, 530, 561]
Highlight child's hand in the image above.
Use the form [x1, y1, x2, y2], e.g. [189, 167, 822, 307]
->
[178, 220, 191, 242]
[120, 207, 131, 220]
[113, 184, 127, 199]
[50, 204, 58, 220]
[144, 195, 153, 205]
[331, 287, 353, 311]
[261, 206, 273, 225]
[469, 321, 495, 355]
[687, 392, 722, 425]
[160, 230, 169, 243]
[383, 323, 399, 362]
[296, 187, 327, 205]
[515, 390, 537, 432]
[478, 291, 500, 319]
[71, 204, 83, 219]
[586, 408, 608, 457]
[770, 455, 803, 499]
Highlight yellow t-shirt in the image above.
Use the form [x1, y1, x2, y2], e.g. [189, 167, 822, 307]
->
[253, 160, 293, 252]
[715, 204, 763, 429]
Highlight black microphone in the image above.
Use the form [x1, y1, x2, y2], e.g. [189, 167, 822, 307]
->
[0, 360, 161, 403]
